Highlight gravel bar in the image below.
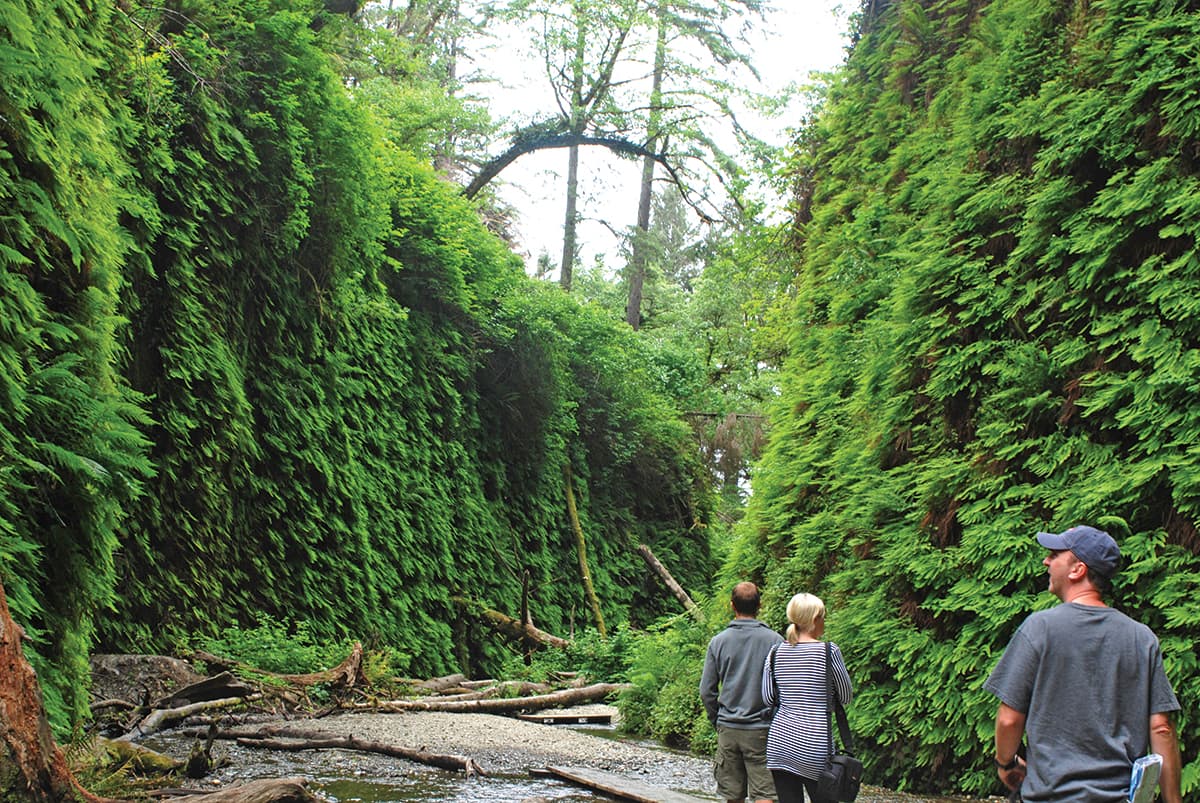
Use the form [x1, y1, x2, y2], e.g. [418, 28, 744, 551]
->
[257, 707, 1001, 803]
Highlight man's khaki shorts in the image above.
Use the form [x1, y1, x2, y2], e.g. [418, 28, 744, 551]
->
[714, 726, 775, 801]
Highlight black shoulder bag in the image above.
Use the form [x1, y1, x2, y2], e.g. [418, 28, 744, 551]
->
[816, 642, 862, 802]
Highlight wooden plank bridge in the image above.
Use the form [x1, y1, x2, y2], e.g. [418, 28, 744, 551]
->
[534, 765, 713, 803]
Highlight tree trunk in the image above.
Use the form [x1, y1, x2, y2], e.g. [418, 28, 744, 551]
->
[636, 544, 703, 622]
[625, 7, 666, 329]
[374, 682, 630, 714]
[0, 580, 98, 803]
[559, 142, 581, 290]
[563, 463, 606, 636]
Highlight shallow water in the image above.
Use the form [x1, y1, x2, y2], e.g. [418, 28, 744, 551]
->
[145, 723, 704, 802]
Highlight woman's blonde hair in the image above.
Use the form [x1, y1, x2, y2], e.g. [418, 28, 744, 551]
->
[785, 592, 826, 644]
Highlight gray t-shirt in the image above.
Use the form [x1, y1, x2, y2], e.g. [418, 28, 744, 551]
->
[700, 618, 783, 729]
[984, 603, 1180, 802]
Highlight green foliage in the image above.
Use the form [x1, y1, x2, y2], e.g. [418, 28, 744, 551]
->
[0, 0, 153, 733]
[724, 0, 1200, 796]
[619, 617, 712, 750]
[504, 625, 641, 684]
[3, 0, 713, 739]
[197, 614, 350, 675]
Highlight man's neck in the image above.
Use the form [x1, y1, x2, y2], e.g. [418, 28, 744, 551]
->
[1062, 587, 1106, 606]
[733, 613, 757, 620]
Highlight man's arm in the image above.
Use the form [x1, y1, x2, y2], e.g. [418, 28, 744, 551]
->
[699, 647, 720, 725]
[993, 702, 1027, 791]
[1149, 711, 1182, 803]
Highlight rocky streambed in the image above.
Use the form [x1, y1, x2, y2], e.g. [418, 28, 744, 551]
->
[142, 707, 999, 803]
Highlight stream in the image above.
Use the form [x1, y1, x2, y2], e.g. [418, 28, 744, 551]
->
[144, 721, 718, 802]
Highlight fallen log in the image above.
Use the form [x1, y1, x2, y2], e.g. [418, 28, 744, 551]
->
[150, 672, 256, 709]
[637, 544, 704, 622]
[430, 680, 554, 702]
[233, 732, 485, 777]
[151, 778, 320, 803]
[117, 694, 263, 742]
[453, 598, 570, 649]
[414, 673, 468, 693]
[94, 737, 182, 774]
[373, 682, 630, 714]
[191, 643, 366, 689]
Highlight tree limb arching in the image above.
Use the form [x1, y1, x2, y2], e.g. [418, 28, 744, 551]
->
[465, 133, 712, 222]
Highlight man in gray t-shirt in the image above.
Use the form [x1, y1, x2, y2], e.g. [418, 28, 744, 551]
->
[984, 525, 1182, 802]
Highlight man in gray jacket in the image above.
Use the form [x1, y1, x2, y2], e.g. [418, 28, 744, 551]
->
[700, 582, 783, 803]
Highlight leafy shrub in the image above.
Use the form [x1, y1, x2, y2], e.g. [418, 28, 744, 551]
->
[196, 614, 349, 674]
[502, 624, 642, 684]
[619, 618, 711, 752]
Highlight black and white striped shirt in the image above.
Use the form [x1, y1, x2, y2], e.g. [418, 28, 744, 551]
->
[761, 640, 854, 779]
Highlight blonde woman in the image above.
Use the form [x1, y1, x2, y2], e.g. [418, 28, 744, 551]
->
[760, 593, 853, 803]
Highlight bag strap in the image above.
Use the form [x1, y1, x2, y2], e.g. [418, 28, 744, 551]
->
[825, 641, 855, 753]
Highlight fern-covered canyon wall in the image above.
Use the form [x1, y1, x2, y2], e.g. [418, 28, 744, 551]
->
[735, 0, 1199, 794]
[7, 0, 1200, 796]
[1, 0, 711, 730]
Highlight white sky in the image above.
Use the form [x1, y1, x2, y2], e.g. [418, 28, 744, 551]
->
[473, 2, 852, 275]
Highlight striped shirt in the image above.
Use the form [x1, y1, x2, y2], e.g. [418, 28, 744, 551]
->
[760, 640, 854, 779]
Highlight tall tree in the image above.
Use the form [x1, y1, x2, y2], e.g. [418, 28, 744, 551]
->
[624, 5, 666, 328]
[624, 0, 764, 327]
[503, 0, 642, 289]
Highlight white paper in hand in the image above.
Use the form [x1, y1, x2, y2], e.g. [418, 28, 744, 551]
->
[1128, 753, 1162, 803]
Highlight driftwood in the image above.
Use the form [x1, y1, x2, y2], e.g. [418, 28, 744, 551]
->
[452, 598, 571, 649]
[151, 672, 256, 709]
[373, 681, 630, 714]
[95, 737, 182, 774]
[230, 729, 485, 777]
[429, 680, 554, 702]
[154, 778, 320, 803]
[192, 642, 366, 689]
[117, 694, 263, 742]
[637, 544, 704, 622]
[408, 673, 468, 693]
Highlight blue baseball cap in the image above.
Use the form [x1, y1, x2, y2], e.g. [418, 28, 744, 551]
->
[1036, 525, 1121, 580]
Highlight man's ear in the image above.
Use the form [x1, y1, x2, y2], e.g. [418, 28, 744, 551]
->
[1068, 560, 1088, 580]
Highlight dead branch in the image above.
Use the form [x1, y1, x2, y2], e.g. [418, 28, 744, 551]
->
[637, 544, 704, 622]
[430, 680, 554, 702]
[233, 732, 485, 777]
[452, 598, 571, 649]
[117, 694, 263, 742]
[465, 132, 685, 204]
[150, 672, 256, 709]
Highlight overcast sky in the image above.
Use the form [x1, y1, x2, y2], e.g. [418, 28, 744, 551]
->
[474, 2, 852, 275]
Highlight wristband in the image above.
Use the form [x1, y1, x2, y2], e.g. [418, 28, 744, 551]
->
[994, 755, 1019, 770]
